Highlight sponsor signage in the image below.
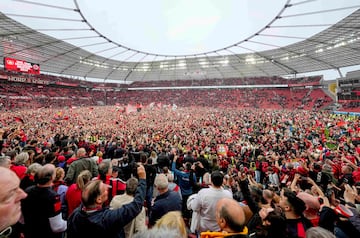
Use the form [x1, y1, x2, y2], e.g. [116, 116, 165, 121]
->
[4, 57, 40, 74]
[55, 82, 79, 87]
[7, 76, 49, 85]
[288, 82, 320, 87]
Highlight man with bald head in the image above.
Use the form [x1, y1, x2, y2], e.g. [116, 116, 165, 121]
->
[200, 198, 249, 238]
[65, 147, 98, 185]
[0, 167, 27, 237]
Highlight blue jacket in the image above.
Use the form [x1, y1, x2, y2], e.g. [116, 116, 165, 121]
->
[149, 190, 182, 226]
[67, 179, 146, 238]
[172, 161, 196, 196]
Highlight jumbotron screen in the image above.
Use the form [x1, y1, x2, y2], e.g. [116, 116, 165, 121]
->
[3, 57, 40, 75]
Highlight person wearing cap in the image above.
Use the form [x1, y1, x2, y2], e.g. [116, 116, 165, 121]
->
[0, 167, 27, 238]
[57, 155, 66, 169]
[189, 170, 233, 232]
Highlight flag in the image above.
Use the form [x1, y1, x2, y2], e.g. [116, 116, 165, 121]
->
[337, 121, 346, 127]
[217, 144, 229, 156]
[156, 102, 162, 109]
[126, 104, 137, 114]
[14, 116, 24, 123]
[53, 114, 69, 121]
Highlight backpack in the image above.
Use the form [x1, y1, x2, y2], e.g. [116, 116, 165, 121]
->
[106, 178, 126, 203]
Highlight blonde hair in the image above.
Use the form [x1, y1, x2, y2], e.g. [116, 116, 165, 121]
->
[202, 172, 211, 184]
[155, 211, 187, 238]
[54, 167, 65, 182]
[150, 151, 157, 158]
[76, 170, 92, 190]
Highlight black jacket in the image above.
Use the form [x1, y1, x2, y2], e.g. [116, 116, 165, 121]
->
[67, 179, 146, 238]
[148, 190, 182, 226]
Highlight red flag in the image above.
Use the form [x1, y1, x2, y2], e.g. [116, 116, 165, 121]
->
[14, 116, 24, 123]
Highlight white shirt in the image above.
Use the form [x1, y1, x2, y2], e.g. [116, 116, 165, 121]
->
[190, 186, 232, 232]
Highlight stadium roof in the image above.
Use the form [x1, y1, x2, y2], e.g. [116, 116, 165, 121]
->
[0, 0, 360, 82]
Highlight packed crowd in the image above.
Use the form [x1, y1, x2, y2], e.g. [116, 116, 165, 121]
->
[0, 80, 332, 112]
[0, 69, 334, 112]
[0, 106, 360, 238]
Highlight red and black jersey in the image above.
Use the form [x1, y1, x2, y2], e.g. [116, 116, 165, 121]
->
[22, 186, 62, 238]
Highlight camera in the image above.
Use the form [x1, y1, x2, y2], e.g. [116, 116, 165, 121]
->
[324, 188, 333, 198]
[130, 162, 140, 177]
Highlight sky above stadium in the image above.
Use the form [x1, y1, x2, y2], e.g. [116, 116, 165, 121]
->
[1, 0, 360, 80]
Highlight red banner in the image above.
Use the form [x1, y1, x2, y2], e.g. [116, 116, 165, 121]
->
[4, 57, 40, 75]
[55, 81, 79, 87]
[7, 76, 49, 85]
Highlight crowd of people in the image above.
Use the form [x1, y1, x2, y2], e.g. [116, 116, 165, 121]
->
[0, 105, 359, 238]
[0, 70, 334, 112]
[0, 82, 332, 113]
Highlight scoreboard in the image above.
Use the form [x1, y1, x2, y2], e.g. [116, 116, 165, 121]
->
[337, 78, 360, 102]
[3, 57, 40, 75]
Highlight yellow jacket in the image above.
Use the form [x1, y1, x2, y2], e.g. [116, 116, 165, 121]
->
[200, 227, 248, 238]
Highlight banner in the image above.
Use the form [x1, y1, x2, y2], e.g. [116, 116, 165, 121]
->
[55, 81, 79, 87]
[7, 76, 49, 85]
[126, 104, 137, 114]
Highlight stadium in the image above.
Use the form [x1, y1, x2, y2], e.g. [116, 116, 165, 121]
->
[0, 0, 359, 111]
[0, 1, 360, 238]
